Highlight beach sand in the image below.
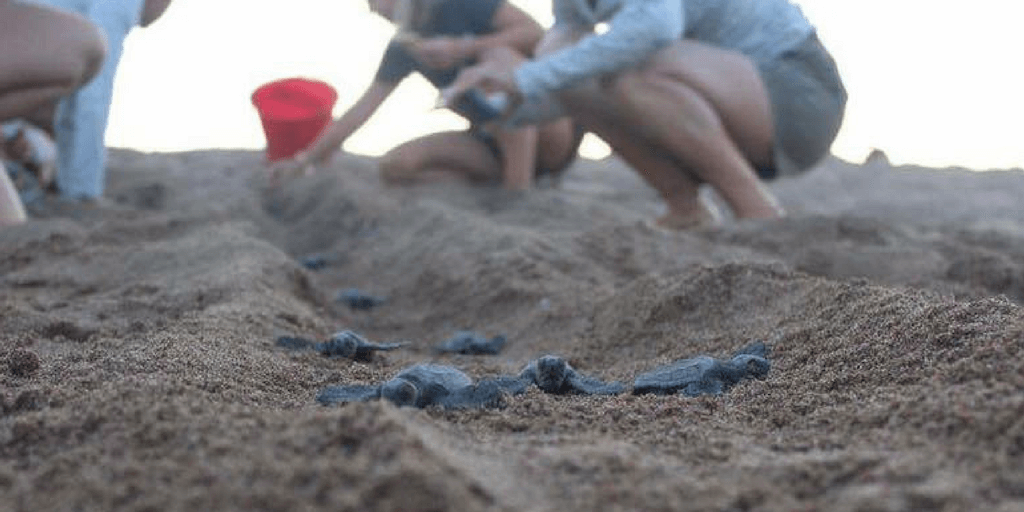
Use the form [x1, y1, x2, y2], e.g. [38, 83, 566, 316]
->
[2, 149, 1024, 511]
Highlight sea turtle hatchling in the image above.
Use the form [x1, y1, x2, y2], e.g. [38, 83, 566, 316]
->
[276, 330, 406, 361]
[518, 355, 625, 395]
[317, 364, 527, 409]
[433, 331, 507, 355]
[335, 288, 387, 311]
[632, 342, 770, 397]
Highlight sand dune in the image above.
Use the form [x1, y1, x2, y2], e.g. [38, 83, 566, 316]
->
[2, 149, 1023, 511]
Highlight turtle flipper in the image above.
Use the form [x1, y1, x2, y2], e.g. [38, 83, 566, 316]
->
[352, 341, 407, 362]
[441, 379, 522, 409]
[316, 385, 381, 405]
[363, 341, 407, 353]
[567, 374, 626, 395]
[477, 335, 507, 355]
[276, 336, 317, 351]
[487, 376, 531, 396]
[682, 379, 724, 397]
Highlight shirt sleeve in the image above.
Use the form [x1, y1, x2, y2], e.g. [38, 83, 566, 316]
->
[373, 40, 417, 84]
[515, 0, 684, 101]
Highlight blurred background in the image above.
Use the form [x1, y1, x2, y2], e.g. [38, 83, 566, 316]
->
[108, 0, 1024, 170]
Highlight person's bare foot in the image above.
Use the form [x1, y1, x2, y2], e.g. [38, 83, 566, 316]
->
[649, 197, 721, 231]
[652, 209, 718, 231]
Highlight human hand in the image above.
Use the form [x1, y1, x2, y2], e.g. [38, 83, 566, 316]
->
[1, 129, 30, 162]
[267, 151, 317, 187]
[406, 36, 468, 70]
[3, 127, 56, 189]
[439, 57, 523, 120]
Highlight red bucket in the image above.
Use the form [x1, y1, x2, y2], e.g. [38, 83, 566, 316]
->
[252, 78, 338, 162]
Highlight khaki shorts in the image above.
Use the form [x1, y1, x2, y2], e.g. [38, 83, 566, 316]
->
[757, 32, 848, 179]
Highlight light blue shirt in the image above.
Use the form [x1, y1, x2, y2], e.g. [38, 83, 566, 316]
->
[513, 0, 814, 122]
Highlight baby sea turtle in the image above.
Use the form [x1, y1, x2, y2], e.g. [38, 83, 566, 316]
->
[317, 364, 526, 409]
[632, 342, 770, 397]
[518, 355, 625, 395]
[276, 330, 405, 361]
[299, 254, 330, 271]
[434, 331, 507, 355]
[335, 288, 387, 311]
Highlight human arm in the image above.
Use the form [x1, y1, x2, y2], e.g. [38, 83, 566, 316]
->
[515, 0, 683, 101]
[437, 27, 570, 125]
[270, 80, 396, 180]
[306, 80, 396, 163]
[440, 0, 681, 124]
[139, 0, 173, 27]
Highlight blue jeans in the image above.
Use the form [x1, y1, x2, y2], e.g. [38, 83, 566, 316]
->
[21, 0, 143, 199]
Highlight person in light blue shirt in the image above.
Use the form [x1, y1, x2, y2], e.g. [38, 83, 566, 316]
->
[19, 0, 173, 202]
[444, 0, 846, 229]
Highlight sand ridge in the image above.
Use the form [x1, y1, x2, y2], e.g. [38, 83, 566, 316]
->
[2, 149, 1024, 511]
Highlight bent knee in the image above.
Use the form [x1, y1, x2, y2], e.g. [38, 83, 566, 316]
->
[42, 7, 108, 88]
[81, 31, 108, 86]
[46, 12, 108, 89]
[74, 20, 108, 86]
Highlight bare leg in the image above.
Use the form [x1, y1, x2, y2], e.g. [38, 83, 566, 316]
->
[561, 84, 716, 228]
[534, 117, 578, 175]
[559, 40, 783, 221]
[492, 125, 537, 190]
[0, 162, 28, 226]
[0, 2, 106, 120]
[379, 131, 502, 186]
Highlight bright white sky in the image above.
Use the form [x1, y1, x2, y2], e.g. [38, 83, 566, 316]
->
[108, 0, 1024, 170]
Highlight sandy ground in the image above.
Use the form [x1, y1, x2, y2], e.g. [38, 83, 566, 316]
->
[2, 148, 1024, 511]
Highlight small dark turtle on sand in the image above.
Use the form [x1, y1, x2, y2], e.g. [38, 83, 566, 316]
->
[518, 355, 625, 395]
[317, 364, 527, 409]
[434, 331, 507, 355]
[276, 330, 405, 361]
[335, 288, 387, 311]
[632, 342, 770, 397]
[299, 254, 331, 271]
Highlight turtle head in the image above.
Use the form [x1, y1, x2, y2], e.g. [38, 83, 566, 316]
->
[534, 355, 569, 393]
[381, 379, 419, 407]
[326, 331, 361, 358]
[733, 355, 770, 379]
